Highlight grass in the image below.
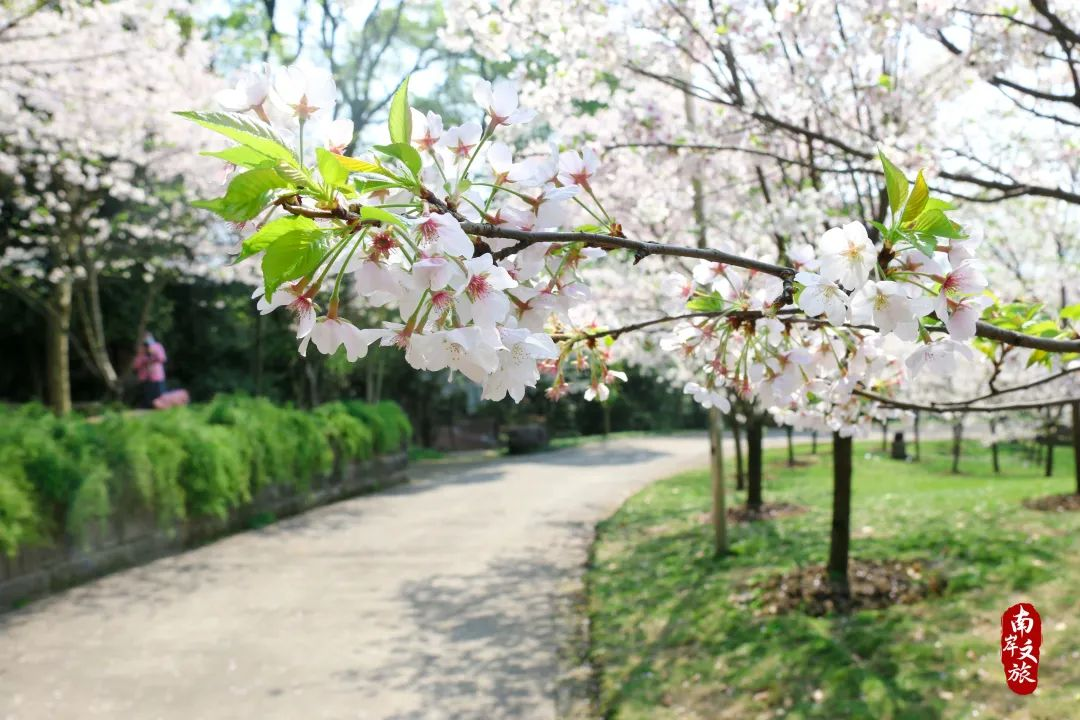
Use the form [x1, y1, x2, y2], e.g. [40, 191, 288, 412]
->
[587, 440, 1080, 720]
[408, 446, 448, 462]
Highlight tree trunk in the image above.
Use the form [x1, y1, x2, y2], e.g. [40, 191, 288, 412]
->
[880, 420, 888, 452]
[304, 362, 319, 408]
[373, 350, 385, 402]
[364, 353, 375, 403]
[83, 266, 120, 396]
[990, 418, 1000, 474]
[786, 425, 795, 466]
[828, 432, 853, 602]
[253, 308, 264, 396]
[730, 416, 746, 491]
[746, 417, 763, 510]
[708, 408, 727, 556]
[951, 422, 963, 474]
[46, 278, 73, 415]
[1072, 402, 1080, 495]
[1045, 424, 1055, 478]
[914, 411, 921, 461]
[811, 431, 817, 455]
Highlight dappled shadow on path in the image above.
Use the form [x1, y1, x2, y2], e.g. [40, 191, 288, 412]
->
[332, 553, 567, 720]
[0, 552, 228, 631]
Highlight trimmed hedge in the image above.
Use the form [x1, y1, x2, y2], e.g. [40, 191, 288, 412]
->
[0, 395, 411, 557]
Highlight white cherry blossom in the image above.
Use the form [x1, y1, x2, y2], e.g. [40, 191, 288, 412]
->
[818, 222, 875, 290]
[795, 271, 849, 326]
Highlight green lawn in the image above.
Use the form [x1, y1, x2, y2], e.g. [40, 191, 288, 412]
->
[587, 440, 1080, 720]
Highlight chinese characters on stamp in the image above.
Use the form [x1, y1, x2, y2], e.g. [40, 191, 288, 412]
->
[1000, 603, 1041, 694]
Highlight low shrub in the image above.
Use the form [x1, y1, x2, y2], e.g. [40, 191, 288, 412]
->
[0, 396, 410, 556]
[315, 402, 375, 462]
[342, 400, 413, 454]
[0, 461, 39, 557]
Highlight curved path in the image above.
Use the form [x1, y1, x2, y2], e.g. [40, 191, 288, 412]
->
[0, 435, 710, 720]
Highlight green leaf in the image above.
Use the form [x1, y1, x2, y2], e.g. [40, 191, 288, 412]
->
[924, 197, 957, 212]
[878, 150, 909, 218]
[201, 146, 275, 169]
[355, 179, 405, 195]
[316, 148, 348, 188]
[1060, 304, 1080, 321]
[388, 77, 412, 145]
[902, 170, 929, 223]
[338, 155, 388, 174]
[193, 167, 291, 223]
[1025, 320, 1062, 337]
[686, 293, 726, 313]
[237, 215, 319, 262]
[373, 142, 422, 178]
[359, 205, 406, 229]
[869, 220, 890, 237]
[913, 209, 964, 239]
[322, 152, 400, 183]
[262, 228, 331, 298]
[903, 232, 937, 258]
[274, 162, 311, 188]
[177, 111, 298, 167]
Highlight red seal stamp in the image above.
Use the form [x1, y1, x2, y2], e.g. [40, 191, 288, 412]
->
[1000, 602, 1041, 694]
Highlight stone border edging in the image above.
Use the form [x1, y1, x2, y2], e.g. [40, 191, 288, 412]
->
[0, 452, 408, 610]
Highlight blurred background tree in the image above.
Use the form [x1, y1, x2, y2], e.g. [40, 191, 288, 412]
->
[0, 0, 701, 443]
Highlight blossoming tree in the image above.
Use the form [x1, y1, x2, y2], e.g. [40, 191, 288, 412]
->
[177, 2, 1080, 598]
[0, 0, 227, 413]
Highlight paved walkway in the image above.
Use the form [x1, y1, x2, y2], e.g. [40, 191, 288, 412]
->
[0, 435, 712, 720]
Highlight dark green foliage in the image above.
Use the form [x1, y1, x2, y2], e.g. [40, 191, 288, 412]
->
[0, 462, 39, 557]
[0, 396, 406, 554]
[342, 400, 413, 454]
[314, 402, 375, 461]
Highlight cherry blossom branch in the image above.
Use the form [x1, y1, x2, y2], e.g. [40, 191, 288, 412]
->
[458, 222, 797, 278]
[971, 321, 1080, 353]
[934, 365, 1080, 407]
[276, 202, 1080, 353]
[551, 309, 877, 344]
[855, 389, 1080, 414]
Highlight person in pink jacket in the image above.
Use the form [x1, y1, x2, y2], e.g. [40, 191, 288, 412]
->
[133, 332, 167, 408]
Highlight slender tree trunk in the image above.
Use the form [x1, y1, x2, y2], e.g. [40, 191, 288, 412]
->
[746, 417, 763, 510]
[1072, 402, 1080, 495]
[253, 308, 264, 396]
[708, 408, 727, 555]
[880, 420, 888, 452]
[304, 362, 319, 408]
[365, 354, 375, 403]
[83, 267, 119, 396]
[373, 350, 385, 402]
[914, 411, 921, 461]
[46, 279, 73, 415]
[730, 416, 746, 491]
[1045, 423, 1055, 478]
[811, 431, 817, 455]
[951, 422, 963, 474]
[990, 418, 1000, 474]
[786, 425, 795, 466]
[828, 432, 852, 602]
